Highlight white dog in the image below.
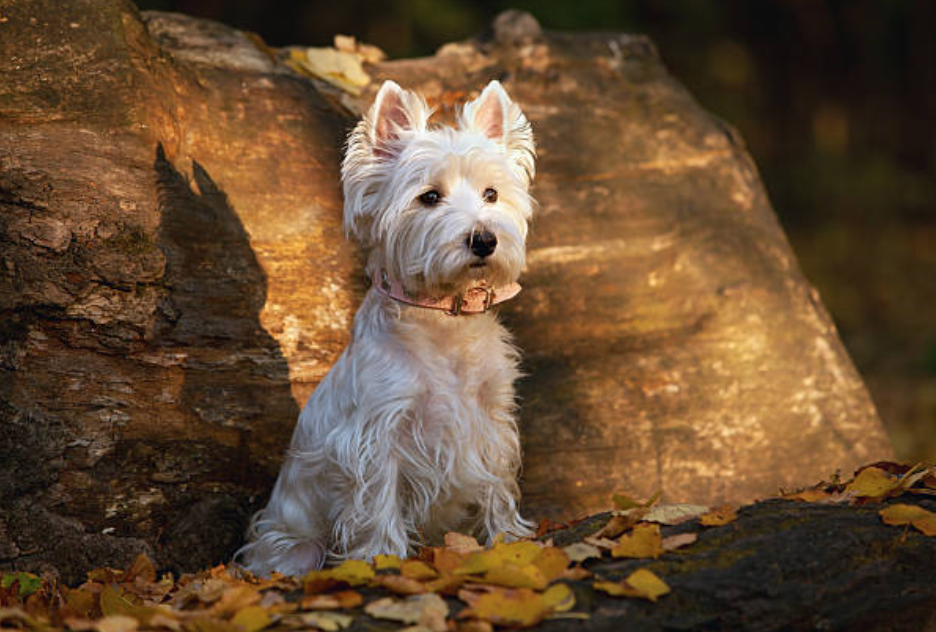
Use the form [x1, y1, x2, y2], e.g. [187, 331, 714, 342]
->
[238, 79, 537, 576]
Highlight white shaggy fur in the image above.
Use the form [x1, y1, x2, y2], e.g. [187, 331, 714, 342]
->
[237, 80, 537, 576]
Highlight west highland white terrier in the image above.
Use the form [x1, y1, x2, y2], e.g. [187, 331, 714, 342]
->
[238, 79, 537, 576]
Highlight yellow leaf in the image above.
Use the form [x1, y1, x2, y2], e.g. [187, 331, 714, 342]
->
[593, 569, 670, 602]
[373, 554, 401, 571]
[542, 583, 575, 613]
[303, 560, 374, 593]
[454, 549, 501, 576]
[495, 541, 543, 566]
[612, 490, 661, 511]
[230, 607, 271, 632]
[400, 560, 438, 581]
[459, 588, 550, 628]
[482, 564, 547, 590]
[879, 503, 936, 536]
[611, 523, 664, 559]
[845, 467, 900, 498]
[699, 505, 738, 527]
[784, 489, 830, 502]
[530, 546, 570, 582]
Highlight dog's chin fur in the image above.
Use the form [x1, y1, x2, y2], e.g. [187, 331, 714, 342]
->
[237, 80, 537, 576]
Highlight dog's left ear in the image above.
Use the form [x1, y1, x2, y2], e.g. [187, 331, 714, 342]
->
[462, 80, 536, 186]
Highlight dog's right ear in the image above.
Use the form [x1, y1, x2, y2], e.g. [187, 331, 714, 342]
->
[367, 80, 430, 158]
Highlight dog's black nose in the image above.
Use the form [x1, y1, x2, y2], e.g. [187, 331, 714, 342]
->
[466, 230, 498, 258]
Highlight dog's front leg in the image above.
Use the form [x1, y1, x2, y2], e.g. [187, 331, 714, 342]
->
[331, 437, 414, 561]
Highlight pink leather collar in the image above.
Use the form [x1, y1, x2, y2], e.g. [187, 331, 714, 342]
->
[372, 270, 521, 315]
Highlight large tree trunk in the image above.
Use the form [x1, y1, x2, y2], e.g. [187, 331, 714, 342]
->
[1, 1, 891, 582]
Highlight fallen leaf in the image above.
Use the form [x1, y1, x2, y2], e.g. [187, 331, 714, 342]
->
[0, 572, 43, 597]
[784, 488, 831, 502]
[371, 574, 427, 595]
[699, 505, 738, 527]
[288, 48, 369, 95]
[611, 523, 664, 559]
[96, 615, 139, 632]
[100, 586, 167, 626]
[454, 620, 493, 632]
[845, 466, 900, 499]
[124, 554, 157, 583]
[373, 554, 402, 571]
[299, 590, 363, 610]
[879, 504, 936, 536]
[561, 543, 601, 563]
[541, 584, 575, 613]
[364, 594, 448, 632]
[595, 513, 643, 539]
[530, 547, 570, 582]
[662, 532, 698, 551]
[211, 586, 261, 617]
[593, 569, 670, 602]
[612, 490, 661, 511]
[643, 504, 709, 525]
[400, 560, 438, 581]
[230, 606, 271, 632]
[298, 611, 353, 631]
[458, 587, 550, 628]
[582, 535, 618, 550]
[481, 564, 548, 590]
[303, 560, 374, 593]
[183, 618, 242, 632]
[444, 533, 483, 554]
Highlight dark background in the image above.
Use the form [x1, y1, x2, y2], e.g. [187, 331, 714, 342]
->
[136, 0, 936, 463]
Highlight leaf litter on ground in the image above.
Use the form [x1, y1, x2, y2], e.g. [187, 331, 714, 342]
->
[3, 461, 934, 630]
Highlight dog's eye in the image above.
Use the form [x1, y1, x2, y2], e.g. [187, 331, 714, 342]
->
[419, 190, 441, 206]
[483, 188, 498, 203]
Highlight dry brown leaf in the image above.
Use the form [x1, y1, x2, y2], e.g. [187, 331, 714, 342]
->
[364, 594, 448, 632]
[299, 590, 363, 610]
[298, 611, 353, 631]
[642, 504, 709, 525]
[211, 586, 260, 617]
[699, 505, 738, 527]
[662, 532, 698, 551]
[371, 574, 427, 595]
[444, 533, 483, 554]
[287, 48, 370, 95]
[561, 542, 601, 563]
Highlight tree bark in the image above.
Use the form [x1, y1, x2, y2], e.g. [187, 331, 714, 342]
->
[0, 1, 891, 582]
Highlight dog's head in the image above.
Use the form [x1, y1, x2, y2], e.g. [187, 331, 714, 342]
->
[342, 80, 536, 294]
